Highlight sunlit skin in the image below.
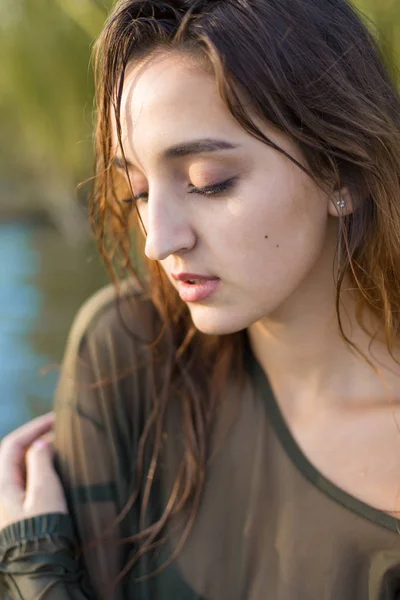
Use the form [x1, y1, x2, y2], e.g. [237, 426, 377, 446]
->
[114, 52, 400, 515]
[115, 53, 342, 333]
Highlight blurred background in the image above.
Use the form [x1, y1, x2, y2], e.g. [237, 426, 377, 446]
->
[0, 0, 399, 438]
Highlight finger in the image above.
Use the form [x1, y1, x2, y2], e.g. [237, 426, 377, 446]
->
[37, 431, 55, 447]
[0, 412, 55, 460]
[24, 437, 66, 513]
[0, 413, 55, 487]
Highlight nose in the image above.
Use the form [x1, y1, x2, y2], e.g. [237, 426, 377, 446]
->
[144, 191, 196, 261]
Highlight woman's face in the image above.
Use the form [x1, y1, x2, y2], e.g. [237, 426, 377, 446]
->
[114, 53, 337, 335]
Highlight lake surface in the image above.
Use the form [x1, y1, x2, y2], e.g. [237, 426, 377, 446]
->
[0, 222, 107, 438]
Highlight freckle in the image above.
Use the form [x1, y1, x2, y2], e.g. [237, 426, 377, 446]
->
[265, 236, 269, 239]
[276, 244, 280, 248]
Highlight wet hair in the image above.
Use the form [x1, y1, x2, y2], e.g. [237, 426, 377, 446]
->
[89, 0, 400, 592]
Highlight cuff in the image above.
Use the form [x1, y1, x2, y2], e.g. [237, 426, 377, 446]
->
[0, 513, 78, 561]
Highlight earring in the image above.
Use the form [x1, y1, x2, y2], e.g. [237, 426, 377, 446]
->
[336, 198, 346, 210]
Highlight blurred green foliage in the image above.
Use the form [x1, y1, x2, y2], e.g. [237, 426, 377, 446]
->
[0, 0, 113, 209]
[0, 0, 399, 210]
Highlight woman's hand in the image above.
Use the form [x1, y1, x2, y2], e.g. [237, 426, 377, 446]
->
[0, 412, 68, 531]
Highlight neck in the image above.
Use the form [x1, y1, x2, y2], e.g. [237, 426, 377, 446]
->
[247, 244, 398, 417]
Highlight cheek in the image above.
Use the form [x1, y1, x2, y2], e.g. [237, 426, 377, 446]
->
[220, 174, 329, 284]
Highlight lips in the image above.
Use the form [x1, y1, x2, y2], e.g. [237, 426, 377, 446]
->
[171, 272, 221, 302]
[186, 278, 209, 285]
[172, 272, 220, 283]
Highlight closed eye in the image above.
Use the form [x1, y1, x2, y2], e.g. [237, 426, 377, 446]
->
[121, 176, 238, 205]
[188, 176, 238, 197]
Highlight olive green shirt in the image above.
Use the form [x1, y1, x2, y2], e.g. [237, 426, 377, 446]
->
[1, 282, 400, 599]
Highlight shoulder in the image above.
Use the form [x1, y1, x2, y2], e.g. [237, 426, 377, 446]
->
[59, 279, 162, 393]
[64, 278, 159, 358]
[56, 278, 163, 420]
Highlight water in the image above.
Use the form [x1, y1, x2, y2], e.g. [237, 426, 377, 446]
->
[0, 222, 107, 439]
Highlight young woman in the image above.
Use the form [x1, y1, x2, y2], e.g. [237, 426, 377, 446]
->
[2, 0, 400, 598]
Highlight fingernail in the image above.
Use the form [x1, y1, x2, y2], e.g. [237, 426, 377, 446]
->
[32, 439, 48, 449]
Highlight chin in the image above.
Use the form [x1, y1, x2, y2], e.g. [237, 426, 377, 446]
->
[188, 305, 253, 336]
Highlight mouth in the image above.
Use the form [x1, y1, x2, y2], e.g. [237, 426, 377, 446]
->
[185, 278, 214, 285]
[171, 272, 219, 283]
[171, 273, 221, 303]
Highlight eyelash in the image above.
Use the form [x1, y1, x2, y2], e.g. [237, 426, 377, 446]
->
[121, 176, 238, 205]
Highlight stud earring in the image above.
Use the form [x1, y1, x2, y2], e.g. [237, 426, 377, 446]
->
[336, 198, 346, 210]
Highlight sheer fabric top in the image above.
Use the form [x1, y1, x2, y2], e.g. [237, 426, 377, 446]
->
[2, 281, 400, 599]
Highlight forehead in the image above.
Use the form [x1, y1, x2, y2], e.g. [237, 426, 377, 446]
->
[110, 53, 243, 162]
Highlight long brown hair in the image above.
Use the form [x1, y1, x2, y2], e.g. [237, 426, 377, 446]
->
[89, 0, 400, 591]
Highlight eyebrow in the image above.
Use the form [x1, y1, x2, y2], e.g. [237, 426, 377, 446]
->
[113, 138, 240, 170]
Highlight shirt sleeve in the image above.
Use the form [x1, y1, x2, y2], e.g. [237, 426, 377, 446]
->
[0, 513, 94, 600]
[0, 281, 155, 600]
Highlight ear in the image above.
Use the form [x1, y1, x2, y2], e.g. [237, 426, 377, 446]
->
[327, 186, 354, 218]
